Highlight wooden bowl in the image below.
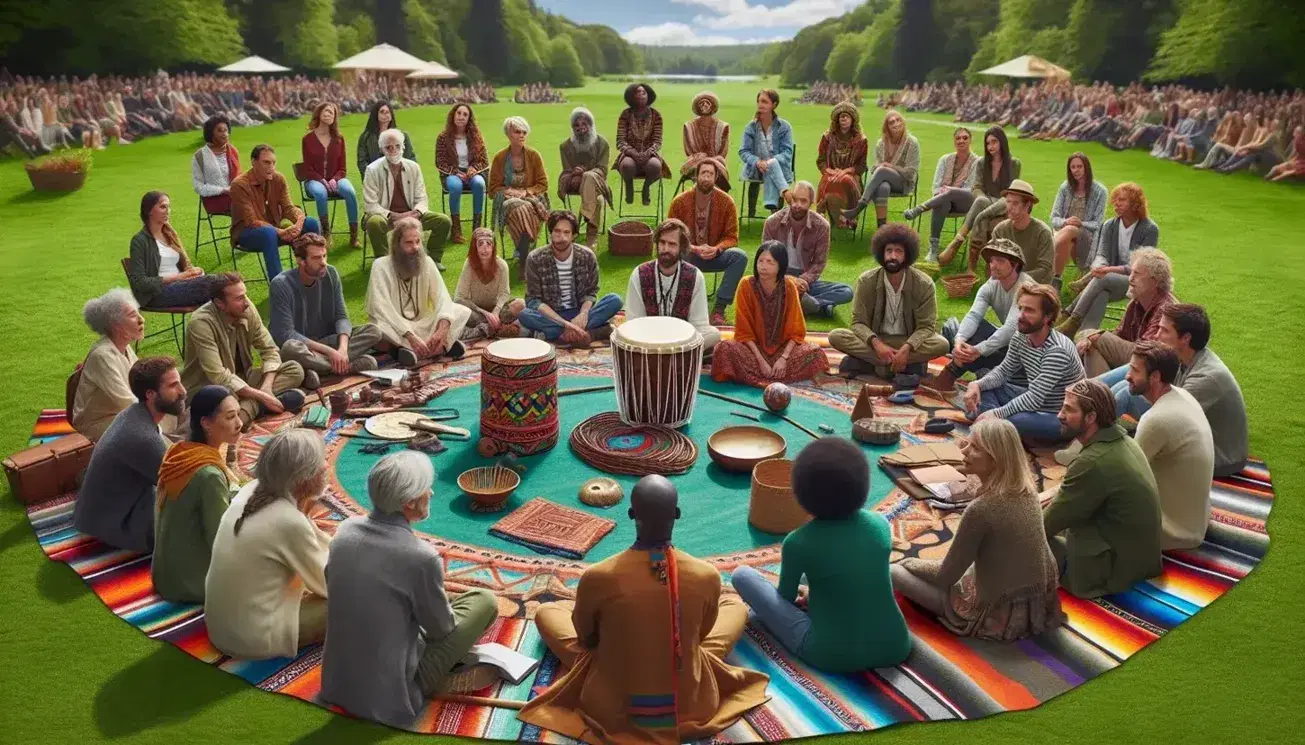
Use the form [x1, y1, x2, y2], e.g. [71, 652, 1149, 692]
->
[707, 426, 787, 473]
[457, 466, 521, 509]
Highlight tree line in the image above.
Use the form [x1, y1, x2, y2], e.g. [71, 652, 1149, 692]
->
[761, 0, 1305, 90]
[0, 0, 642, 85]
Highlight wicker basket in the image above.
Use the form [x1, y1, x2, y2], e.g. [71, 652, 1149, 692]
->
[608, 220, 653, 256]
[853, 419, 901, 445]
[748, 458, 809, 534]
[942, 272, 978, 299]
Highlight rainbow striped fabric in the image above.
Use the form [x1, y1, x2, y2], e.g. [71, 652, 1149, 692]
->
[21, 404, 1271, 742]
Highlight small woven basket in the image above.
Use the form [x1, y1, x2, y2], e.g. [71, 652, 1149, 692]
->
[942, 272, 978, 299]
[749, 458, 809, 534]
[607, 220, 653, 256]
[457, 466, 520, 511]
[579, 477, 623, 507]
[853, 418, 901, 445]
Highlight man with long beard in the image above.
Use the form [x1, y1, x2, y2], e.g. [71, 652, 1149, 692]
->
[366, 217, 471, 367]
[558, 107, 612, 248]
[829, 223, 948, 378]
[624, 218, 720, 351]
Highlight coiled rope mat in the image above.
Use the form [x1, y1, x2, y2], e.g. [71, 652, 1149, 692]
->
[568, 411, 698, 476]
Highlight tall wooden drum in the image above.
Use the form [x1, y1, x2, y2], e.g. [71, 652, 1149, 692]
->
[612, 316, 704, 428]
[480, 338, 559, 456]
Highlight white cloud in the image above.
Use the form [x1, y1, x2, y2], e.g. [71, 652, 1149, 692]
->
[622, 22, 783, 46]
[673, 0, 863, 30]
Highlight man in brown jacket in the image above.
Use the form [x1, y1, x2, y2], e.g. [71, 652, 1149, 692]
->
[230, 143, 321, 280]
[829, 223, 949, 377]
[182, 273, 307, 425]
[666, 160, 747, 325]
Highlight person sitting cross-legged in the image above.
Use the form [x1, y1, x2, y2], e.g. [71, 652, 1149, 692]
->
[270, 232, 382, 385]
[1124, 342, 1215, 550]
[928, 238, 1035, 393]
[205, 428, 333, 659]
[962, 284, 1085, 441]
[520, 210, 623, 346]
[320, 451, 498, 729]
[366, 217, 471, 367]
[829, 223, 949, 378]
[733, 437, 911, 670]
[710, 242, 830, 387]
[362, 128, 453, 268]
[558, 106, 613, 248]
[230, 143, 321, 279]
[761, 180, 853, 318]
[891, 418, 1065, 641]
[151, 385, 242, 604]
[454, 228, 525, 343]
[517, 475, 769, 745]
[1043, 380, 1163, 599]
[75, 356, 185, 553]
[1110, 303, 1247, 476]
[624, 218, 720, 351]
[666, 159, 747, 326]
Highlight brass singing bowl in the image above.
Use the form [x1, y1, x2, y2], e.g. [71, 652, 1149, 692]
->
[707, 426, 787, 473]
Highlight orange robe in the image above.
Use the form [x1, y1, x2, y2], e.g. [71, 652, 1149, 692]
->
[711, 276, 830, 386]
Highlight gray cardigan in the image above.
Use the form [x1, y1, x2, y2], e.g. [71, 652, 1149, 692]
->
[1050, 180, 1108, 234]
[320, 511, 456, 728]
[1090, 216, 1160, 270]
[74, 402, 168, 553]
[127, 228, 192, 307]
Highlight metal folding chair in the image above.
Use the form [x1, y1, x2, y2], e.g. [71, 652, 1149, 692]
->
[738, 143, 797, 226]
[193, 198, 230, 266]
[120, 258, 193, 355]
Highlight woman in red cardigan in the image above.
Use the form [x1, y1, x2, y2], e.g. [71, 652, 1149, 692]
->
[301, 102, 360, 248]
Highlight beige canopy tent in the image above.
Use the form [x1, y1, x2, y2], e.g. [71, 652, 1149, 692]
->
[334, 43, 430, 72]
[406, 61, 460, 80]
[977, 55, 1072, 81]
[217, 55, 290, 73]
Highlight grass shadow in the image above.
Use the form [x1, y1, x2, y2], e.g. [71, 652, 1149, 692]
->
[0, 516, 34, 554]
[5, 188, 81, 206]
[37, 557, 89, 603]
[290, 714, 399, 745]
[94, 645, 245, 738]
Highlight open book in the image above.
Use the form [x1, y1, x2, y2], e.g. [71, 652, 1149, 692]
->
[459, 643, 540, 685]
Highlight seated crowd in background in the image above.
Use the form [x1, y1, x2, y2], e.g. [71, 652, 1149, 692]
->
[512, 82, 565, 104]
[799, 81, 862, 107]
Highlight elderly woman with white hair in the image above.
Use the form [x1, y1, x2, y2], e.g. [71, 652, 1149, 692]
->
[891, 418, 1064, 641]
[487, 115, 550, 271]
[204, 428, 332, 659]
[71, 288, 146, 441]
[321, 451, 497, 728]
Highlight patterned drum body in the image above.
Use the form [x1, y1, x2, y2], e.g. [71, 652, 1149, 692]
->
[480, 338, 559, 455]
[612, 317, 704, 428]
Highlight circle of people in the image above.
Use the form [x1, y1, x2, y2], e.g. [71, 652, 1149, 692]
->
[66, 81, 1250, 741]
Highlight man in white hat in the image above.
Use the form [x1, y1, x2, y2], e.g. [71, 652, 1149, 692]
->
[990, 179, 1055, 285]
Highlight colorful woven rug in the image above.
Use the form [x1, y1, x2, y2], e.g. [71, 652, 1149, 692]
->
[22, 339, 1273, 742]
[488, 498, 617, 560]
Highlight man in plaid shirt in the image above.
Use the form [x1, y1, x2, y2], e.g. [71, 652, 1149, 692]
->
[519, 210, 623, 345]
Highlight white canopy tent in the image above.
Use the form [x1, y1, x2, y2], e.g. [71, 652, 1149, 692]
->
[977, 55, 1072, 81]
[406, 61, 460, 80]
[217, 55, 290, 73]
[334, 43, 430, 72]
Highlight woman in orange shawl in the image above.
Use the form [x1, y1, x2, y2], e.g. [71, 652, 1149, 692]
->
[816, 101, 868, 228]
[151, 385, 242, 604]
[711, 242, 829, 387]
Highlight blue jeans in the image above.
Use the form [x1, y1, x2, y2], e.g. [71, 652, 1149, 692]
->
[518, 293, 623, 341]
[237, 217, 320, 278]
[975, 382, 1065, 440]
[941, 317, 1007, 376]
[786, 269, 852, 314]
[731, 566, 810, 656]
[304, 178, 359, 226]
[445, 174, 486, 216]
[688, 247, 748, 307]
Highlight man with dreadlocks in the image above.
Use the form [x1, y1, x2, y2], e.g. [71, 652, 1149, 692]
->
[558, 107, 612, 247]
[518, 475, 769, 745]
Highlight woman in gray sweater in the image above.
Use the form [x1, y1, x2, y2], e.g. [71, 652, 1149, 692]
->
[903, 126, 978, 261]
[1049, 152, 1108, 283]
[891, 418, 1064, 641]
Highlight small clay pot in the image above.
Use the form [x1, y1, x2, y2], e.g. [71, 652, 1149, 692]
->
[328, 391, 351, 415]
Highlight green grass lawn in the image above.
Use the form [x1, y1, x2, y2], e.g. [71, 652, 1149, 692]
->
[1, 79, 1303, 743]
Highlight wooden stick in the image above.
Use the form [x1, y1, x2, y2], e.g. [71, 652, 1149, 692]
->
[432, 693, 525, 710]
[730, 411, 761, 422]
[558, 384, 614, 397]
[698, 389, 820, 439]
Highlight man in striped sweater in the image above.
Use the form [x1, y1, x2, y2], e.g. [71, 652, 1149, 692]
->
[963, 283, 1085, 440]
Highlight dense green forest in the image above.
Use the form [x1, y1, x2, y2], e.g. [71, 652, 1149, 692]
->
[637, 44, 773, 77]
[760, 0, 1305, 90]
[0, 0, 641, 84]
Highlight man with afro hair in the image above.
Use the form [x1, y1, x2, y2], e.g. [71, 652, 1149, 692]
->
[829, 223, 948, 377]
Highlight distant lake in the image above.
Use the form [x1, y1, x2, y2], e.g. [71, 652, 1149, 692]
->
[615, 73, 761, 83]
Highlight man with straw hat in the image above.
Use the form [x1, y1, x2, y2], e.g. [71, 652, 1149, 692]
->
[927, 237, 1035, 393]
[990, 179, 1055, 285]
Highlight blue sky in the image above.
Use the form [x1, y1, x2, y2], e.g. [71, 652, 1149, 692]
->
[536, 0, 864, 46]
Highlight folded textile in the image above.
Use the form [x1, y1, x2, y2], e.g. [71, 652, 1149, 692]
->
[488, 498, 616, 560]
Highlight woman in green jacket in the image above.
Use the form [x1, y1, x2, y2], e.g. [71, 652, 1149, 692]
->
[151, 385, 243, 604]
[356, 100, 415, 178]
[126, 191, 227, 308]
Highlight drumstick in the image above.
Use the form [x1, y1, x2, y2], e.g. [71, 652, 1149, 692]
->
[698, 389, 821, 440]
[432, 693, 525, 710]
[558, 385, 615, 397]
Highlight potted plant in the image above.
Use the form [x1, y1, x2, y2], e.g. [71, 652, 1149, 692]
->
[25, 149, 93, 192]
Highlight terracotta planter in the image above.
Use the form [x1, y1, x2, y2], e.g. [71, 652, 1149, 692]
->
[26, 168, 87, 193]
